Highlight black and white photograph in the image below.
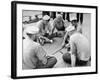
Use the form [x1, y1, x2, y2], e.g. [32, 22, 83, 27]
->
[11, 1, 97, 79]
[22, 10, 91, 69]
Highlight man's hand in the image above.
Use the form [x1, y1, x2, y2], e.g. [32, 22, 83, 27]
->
[65, 43, 70, 48]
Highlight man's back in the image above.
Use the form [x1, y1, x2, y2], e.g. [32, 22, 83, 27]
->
[70, 32, 90, 61]
[23, 37, 48, 69]
[23, 38, 40, 69]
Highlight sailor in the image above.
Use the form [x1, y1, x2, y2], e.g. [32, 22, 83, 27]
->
[62, 23, 90, 67]
[51, 14, 65, 37]
[36, 15, 53, 45]
[23, 27, 57, 69]
[62, 16, 82, 48]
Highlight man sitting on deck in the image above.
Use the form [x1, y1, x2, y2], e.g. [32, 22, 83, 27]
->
[23, 27, 57, 69]
[51, 14, 65, 38]
[36, 15, 54, 45]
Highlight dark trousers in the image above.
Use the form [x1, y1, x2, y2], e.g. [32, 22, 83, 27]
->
[44, 30, 66, 39]
[62, 53, 89, 66]
[43, 33, 54, 39]
[43, 33, 61, 39]
[36, 56, 57, 69]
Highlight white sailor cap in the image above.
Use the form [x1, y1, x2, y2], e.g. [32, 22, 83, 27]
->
[70, 16, 77, 21]
[25, 26, 39, 34]
[43, 15, 50, 20]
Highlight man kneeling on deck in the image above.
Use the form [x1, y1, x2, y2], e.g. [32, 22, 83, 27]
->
[36, 15, 53, 45]
[51, 14, 65, 38]
[23, 27, 57, 69]
[62, 23, 90, 67]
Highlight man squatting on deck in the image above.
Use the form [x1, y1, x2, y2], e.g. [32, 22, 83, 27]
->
[62, 18, 91, 67]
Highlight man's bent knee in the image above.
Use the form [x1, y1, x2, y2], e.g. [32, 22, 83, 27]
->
[62, 53, 71, 64]
[46, 56, 57, 68]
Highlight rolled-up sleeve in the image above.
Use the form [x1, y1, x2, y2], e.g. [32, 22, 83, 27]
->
[35, 46, 47, 64]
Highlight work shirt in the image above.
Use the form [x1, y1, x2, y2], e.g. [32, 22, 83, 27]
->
[53, 18, 65, 31]
[23, 38, 47, 69]
[36, 20, 52, 35]
[69, 32, 90, 61]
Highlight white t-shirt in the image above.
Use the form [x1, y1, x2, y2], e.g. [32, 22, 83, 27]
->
[70, 32, 90, 61]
